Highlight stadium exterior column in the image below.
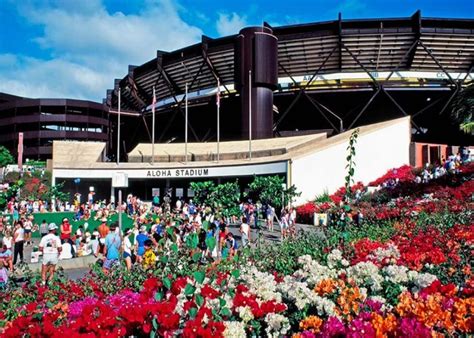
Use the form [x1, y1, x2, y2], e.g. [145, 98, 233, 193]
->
[235, 27, 278, 139]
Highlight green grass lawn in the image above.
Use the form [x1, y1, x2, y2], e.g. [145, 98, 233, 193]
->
[2, 211, 136, 237]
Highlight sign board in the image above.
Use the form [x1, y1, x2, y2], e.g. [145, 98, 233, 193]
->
[176, 188, 184, 198]
[187, 188, 195, 197]
[112, 172, 129, 188]
[152, 188, 160, 197]
[54, 161, 287, 179]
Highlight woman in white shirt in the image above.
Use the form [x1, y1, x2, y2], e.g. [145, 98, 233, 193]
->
[13, 222, 25, 265]
[2, 230, 13, 250]
[122, 229, 134, 271]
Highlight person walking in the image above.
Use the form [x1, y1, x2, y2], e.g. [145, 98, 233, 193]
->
[39, 219, 48, 238]
[122, 229, 134, 271]
[39, 223, 62, 286]
[97, 218, 110, 256]
[240, 217, 250, 248]
[60, 218, 75, 257]
[23, 217, 33, 246]
[13, 221, 25, 265]
[103, 222, 121, 273]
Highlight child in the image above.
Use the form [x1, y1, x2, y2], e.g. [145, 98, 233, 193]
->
[142, 239, 156, 270]
[0, 244, 13, 272]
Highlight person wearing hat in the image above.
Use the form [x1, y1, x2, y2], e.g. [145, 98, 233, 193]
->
[39, 223, 62, 286]
[60, 218, 72, 242]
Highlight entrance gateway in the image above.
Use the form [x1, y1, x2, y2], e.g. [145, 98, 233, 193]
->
[52, 161, 289, 203]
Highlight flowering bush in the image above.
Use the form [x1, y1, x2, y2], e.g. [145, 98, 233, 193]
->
[1, 164, 473, 336]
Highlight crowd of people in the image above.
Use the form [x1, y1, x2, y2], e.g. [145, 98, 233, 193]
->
[0, 192, 297, 286]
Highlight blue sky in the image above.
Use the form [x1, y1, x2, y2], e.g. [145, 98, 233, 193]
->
[0, 0, 472, 101]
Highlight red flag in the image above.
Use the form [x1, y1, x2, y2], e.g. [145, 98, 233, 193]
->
[216, 79, 220, 107]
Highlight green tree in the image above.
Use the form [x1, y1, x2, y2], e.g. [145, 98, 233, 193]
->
[208, 181, 241, 217]
[189, 181, 216, 205]
[0, 146, 14, 167]
[245, 175, 300, 209]
[44, 182, 70, 202]
[451, 84, 474, 134]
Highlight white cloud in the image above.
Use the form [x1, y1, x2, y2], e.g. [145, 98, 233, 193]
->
[216, 12, 248, 36]
[3, 0, 204, 102]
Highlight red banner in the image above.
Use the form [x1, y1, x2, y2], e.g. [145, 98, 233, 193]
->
[17, 132, 23, 170]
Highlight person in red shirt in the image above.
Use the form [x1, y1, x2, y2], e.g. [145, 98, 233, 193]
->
[60, 218, 75, 257]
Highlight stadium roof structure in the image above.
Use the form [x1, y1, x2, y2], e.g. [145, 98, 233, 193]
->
[106, 11, 473, 135]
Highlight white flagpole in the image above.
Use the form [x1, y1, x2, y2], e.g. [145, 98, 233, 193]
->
[249, 70, 252, 161]
[185, 82, 188, 164]
[117, 88, 121, 165]
[152, 86, 156, 165]
[217, 78, 220, 162]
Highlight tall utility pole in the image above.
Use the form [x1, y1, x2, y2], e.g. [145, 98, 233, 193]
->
[248, 70, 252, 161]
[185, 83, 188, 164]
[117, 88, 121, 165]
[216, 78, 220, 162]
[151, 86, 156, 165]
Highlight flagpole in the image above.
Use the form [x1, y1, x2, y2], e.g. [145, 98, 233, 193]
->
[185, 82, 188, 164]
[217, 78, 220, 162]
[248, 70, 252, 161]
[117, 88, 121, 165]
[151, 86, 155, 165]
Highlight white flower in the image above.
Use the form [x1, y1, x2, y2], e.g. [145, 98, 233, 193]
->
[367, 243, 400, 263]
[408, 271, 437, 290]
[239, 266, 282, 302]
[223, 321, 246, 338]
[346, 261, 383, 293]
[264, 313, 290, 337]
[236, 306, 254, 323]
[383, 265, 409, 284]
[327, 249, 343, 268]
[278, 276, 336, 316]
[295, 255, 337, 287]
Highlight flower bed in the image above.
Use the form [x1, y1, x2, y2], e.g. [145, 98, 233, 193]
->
[1, 164, 473, 336]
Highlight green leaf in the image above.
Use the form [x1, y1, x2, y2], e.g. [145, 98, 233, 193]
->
[193, 271, 205, 284]
[166, 227, 174, 236]
[219, 298, 226, 307]
[189, 307, 198, 319]
[161, 255, 169, 264]
[152, 317, 158, 330]
[186, 233, 199, 249]
[205, 236, 216, 251]
[185, 283, 196, 296]
[154, 291, 163, 301]
[192, 252, 201, 262]
[220, 307, 232, 317]
[163, 277, 172, 290]
[171, 243, 178, 253]
[195, 293, 204, 307]
[231, 269, 240, 279]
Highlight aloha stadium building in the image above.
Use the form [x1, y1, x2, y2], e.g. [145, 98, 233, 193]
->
[21, 12, 474, 203]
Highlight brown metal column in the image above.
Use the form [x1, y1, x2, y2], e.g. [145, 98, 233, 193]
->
[235, 26, 278, 139]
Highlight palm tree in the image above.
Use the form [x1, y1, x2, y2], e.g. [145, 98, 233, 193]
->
[451, 84, 474, 134]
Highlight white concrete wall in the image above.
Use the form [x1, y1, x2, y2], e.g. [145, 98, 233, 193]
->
[291, 117, 411, 204]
